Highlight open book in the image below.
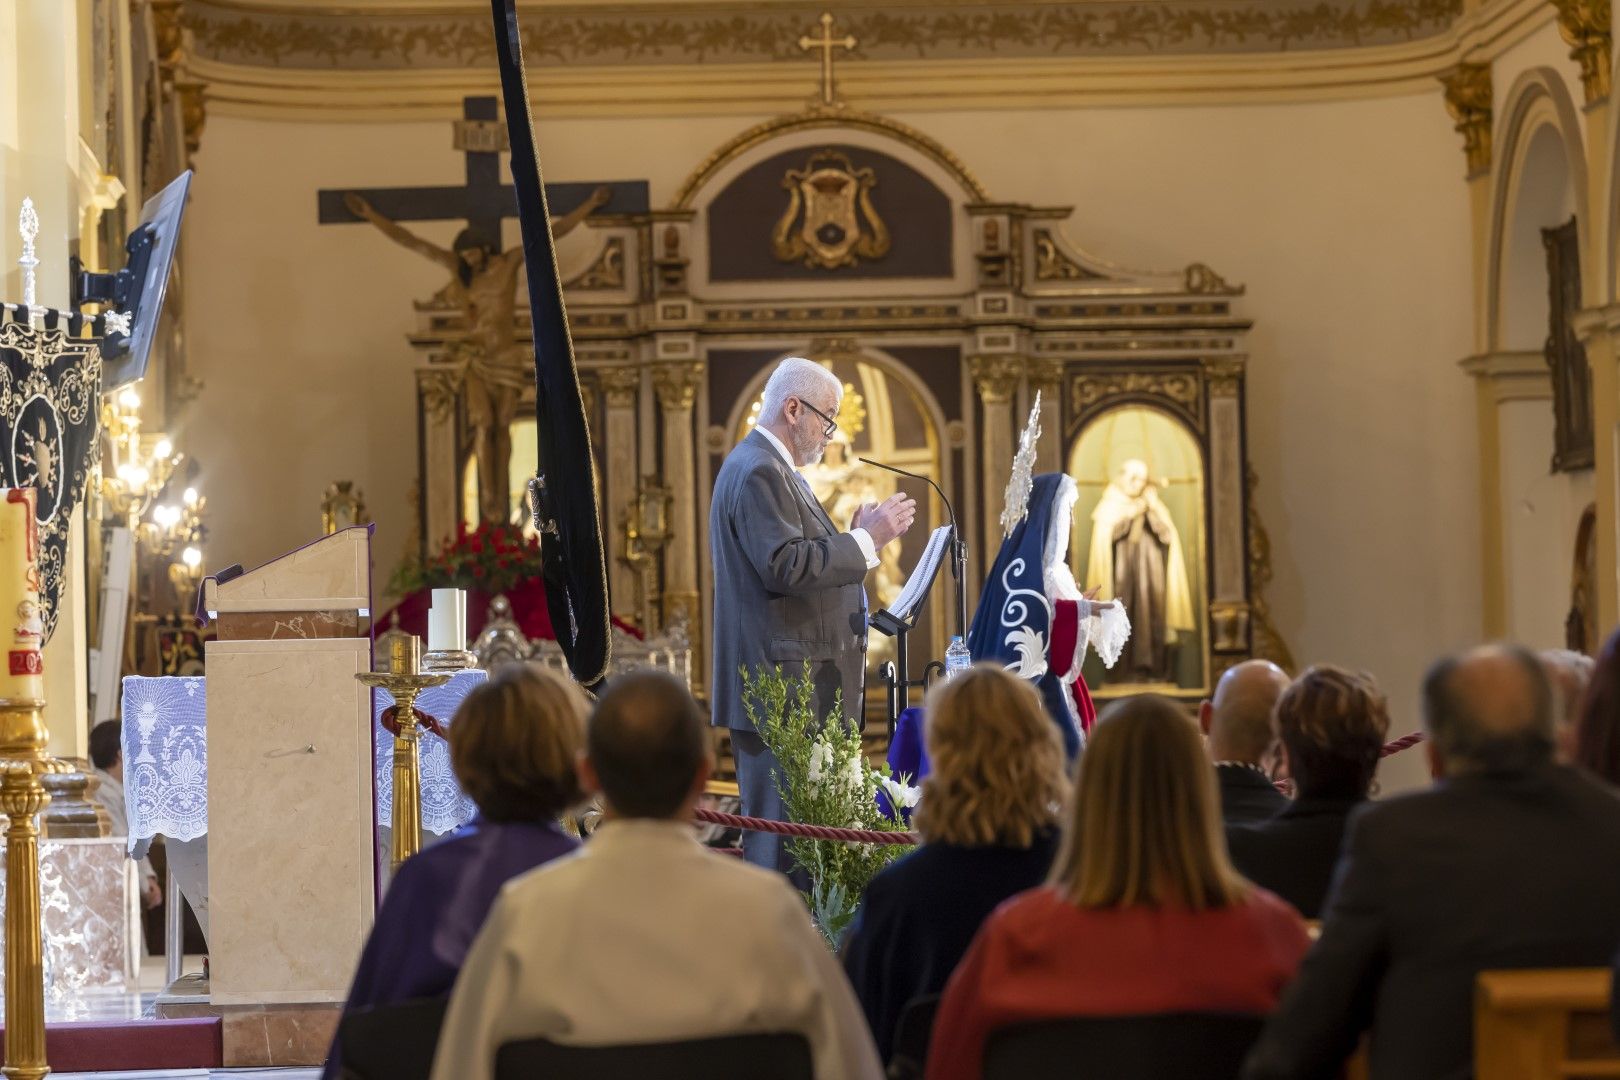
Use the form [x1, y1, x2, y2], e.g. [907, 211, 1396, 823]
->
[872, 524, 954, 632]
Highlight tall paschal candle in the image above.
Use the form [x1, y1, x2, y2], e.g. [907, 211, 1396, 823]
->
[0, 489, 44, 701]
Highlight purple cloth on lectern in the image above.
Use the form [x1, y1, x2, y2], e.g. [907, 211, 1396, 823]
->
[322, 817, 577, 1080]
[877, 707, 932, 821]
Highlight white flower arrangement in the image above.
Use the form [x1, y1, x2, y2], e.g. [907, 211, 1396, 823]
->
[742, 664, 912, 945]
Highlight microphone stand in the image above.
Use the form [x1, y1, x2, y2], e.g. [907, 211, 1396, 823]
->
[857, 458, 969, 640]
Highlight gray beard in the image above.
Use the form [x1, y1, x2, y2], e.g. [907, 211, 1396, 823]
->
[791, 430, 823, 465]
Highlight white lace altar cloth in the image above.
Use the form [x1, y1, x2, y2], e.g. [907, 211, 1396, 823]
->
[122, 675, 208, 845]
[373, 669, 485, 837]
[122, 671, 488, 844]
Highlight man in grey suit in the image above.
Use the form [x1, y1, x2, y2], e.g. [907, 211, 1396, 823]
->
[711, 357, 916, 872]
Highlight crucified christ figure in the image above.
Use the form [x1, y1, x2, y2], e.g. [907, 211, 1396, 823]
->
[345, 186, 612, 524]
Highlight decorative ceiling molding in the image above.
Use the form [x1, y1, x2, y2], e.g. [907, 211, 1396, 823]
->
[181, 0, 1553, 118]
[186, 0, 1463, 69]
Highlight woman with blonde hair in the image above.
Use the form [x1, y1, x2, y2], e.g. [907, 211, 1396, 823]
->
[324, 664, 590, 1079]
[842, 664, 1069, 1063]
[926, 694, 1310, 1080]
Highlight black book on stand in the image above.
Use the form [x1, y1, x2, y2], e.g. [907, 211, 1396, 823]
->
[869, 525, 954, 738]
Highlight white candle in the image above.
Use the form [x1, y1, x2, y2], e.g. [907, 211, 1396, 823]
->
[427, 588, 465, 651]
[0, 489, 44, 701]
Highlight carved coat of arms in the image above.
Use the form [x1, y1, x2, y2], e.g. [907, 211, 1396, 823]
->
[771, 150, 891, 270]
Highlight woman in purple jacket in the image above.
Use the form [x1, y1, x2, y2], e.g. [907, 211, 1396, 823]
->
[323, 663, 589, 1080]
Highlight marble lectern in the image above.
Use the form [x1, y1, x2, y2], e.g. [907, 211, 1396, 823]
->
[201, 527, 375, 1005]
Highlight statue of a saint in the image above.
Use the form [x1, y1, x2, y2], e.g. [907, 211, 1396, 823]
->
[1085, 459, 1195, 681]
[344, 187, 612, 523]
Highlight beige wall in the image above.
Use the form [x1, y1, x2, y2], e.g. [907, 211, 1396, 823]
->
[0, 0, 92, 756]
[188, 93, 1478, 788]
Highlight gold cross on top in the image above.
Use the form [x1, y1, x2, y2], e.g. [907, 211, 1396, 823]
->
[799, 12, 856, 107]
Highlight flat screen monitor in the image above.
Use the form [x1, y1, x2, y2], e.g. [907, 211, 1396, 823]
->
[89, 170, 192, 390]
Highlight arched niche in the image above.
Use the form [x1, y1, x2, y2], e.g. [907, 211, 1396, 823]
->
[1067, 404, 1208, 694]
[1488, 68, 1591, 352]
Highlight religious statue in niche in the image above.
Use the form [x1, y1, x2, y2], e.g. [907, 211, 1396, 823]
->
[343, 187, 611, 522]
[1085, 459, 1196, 682]
[772, 149, 891, 270]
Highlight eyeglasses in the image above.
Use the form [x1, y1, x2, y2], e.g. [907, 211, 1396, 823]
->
[798, 398, 839, 439]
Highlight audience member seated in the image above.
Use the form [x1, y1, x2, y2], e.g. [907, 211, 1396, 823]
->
[842, 664, 1068, 1062]
[1243, 644, 1620, 1080]
[1199, 660, 1291, 824]
[429, 669, 883, 1080]
[1542, 647, 1595, 762]
[926, 694, 1311, 1080]
[1574, 628, 1620, 784]
[323, 664, 588, 1080]
[1226, 666, 1388, 918]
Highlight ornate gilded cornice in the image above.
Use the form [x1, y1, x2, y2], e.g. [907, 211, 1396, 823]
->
[652, 360, 705, 412]
[184, 0, 1463, 70]
[1440, 62, 1491, 176]
[1549, 0, 1611, 104]
[969, 355, 1023, 405]
[598, 365, 640, 407]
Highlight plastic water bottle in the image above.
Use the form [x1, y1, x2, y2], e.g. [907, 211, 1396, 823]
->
[944, 635, 972, 678]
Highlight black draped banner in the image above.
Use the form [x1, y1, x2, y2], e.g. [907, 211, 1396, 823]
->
[0, 323, 102, 642]
[489, 0, 611, 686]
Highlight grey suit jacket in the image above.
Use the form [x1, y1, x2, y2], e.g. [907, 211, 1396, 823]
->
[709, 430, 869, 732]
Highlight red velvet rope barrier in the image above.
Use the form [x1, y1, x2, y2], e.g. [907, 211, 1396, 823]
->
[694, 807, 920, 846]
[1380, 731, 1425, 758]
[697, 733, 1428, 847]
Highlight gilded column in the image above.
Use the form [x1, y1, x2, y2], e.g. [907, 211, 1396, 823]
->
[1027, 357, 1065, 474]
[971, 356, 1024, 552]
[1550, 0, 1611, 106]
[598, 366, 641, 620]
[1442, 63, 1509, 635]
[1202, 358, 1251, 655]
[652, 361, 705, 648]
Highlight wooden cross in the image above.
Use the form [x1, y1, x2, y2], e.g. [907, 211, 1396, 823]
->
[317, 96, 647, 239]
[799, 12, 856, 107]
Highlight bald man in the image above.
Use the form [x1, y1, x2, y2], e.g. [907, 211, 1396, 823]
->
[1199, 660, 1291, 825]
[1245, 645, 1620, 1080]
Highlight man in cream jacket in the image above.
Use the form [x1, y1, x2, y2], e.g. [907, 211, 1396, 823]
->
[430, 669, 883, 1080]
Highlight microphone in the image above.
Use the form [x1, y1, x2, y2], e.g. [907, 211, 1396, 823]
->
[857, 457, 955, 534]
[858, 457, 969, 640]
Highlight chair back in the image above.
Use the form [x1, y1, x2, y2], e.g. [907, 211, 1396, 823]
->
[887, 993, 942, 1080]
[493, 1031, 813, 1079]
[982, 1012, 1264, 1080]
[1474, 967, 1619, 1080]
[336, 995, 449, 1080]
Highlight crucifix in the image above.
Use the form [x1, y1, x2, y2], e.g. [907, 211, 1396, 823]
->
[317, 96, 648, 239]
[318, 95, 649, 524]
[800, 12, 857, 108]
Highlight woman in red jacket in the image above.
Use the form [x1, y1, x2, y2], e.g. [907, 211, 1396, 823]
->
[926, 693, 1311, 1080]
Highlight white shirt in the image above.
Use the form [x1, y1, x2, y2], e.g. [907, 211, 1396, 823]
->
[755, 426, 880, 570]
[431, 819, 883, 1080]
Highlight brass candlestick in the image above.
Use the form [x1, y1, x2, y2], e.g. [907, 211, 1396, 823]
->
[356, 636, 448, 875]
[0, 697, 66, 1080]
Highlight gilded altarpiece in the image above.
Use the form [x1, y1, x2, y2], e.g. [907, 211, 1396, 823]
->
[406, 103, 1266, 703]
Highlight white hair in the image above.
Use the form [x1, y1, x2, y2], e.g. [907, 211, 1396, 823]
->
[759, 357, 841, 424]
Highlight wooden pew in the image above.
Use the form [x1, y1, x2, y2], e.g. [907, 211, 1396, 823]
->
[1475, 969, 1620, 1079]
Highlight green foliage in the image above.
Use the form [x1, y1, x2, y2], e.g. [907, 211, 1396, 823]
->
[742, 664, 908, 947]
